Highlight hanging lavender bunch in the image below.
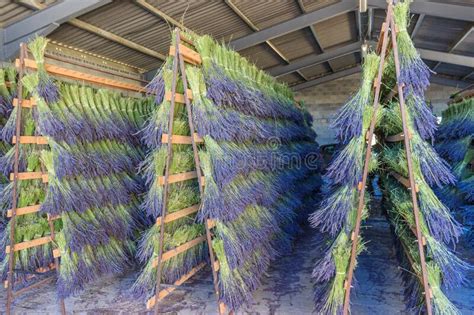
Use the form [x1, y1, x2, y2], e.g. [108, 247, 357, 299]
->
[332, 54, 380, 144]
[28, 37, 60, 104]
[393, 1, 433, 96]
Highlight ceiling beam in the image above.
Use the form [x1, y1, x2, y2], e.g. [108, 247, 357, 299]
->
[135, 0, 195, 35]
[296, 0, 335, 73]
[430, 75, 472, 89]
[229, 1, 358, 51]
[267, 41, 362, 77]
[14, 0, 166, 61]
[432, 26, 473, 71]
[225, 0, 308, 81]
[368, 0, 474, 22]
[292, 66, 362, 91]
[419, 49, 474, 68]
[2, 0, 112, 60]
[410, 14, 425, 39]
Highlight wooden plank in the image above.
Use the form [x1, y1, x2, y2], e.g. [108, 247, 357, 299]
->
[164, 89, 193, 103]
[12, 136, 48, 145]
[16, 59, 146, 93]
[391, 172, 419, 192]
[53, 248, 61, 258]
[152, 235, 207, 267]
[42, 174, 49, 183]
[207, 219, 217, 229]
[161, 133, 203, 144]
[6, 236, 52, 253]
[47, 214, 61, 221]
[9, 172, 44, 181]
[213, 260, 220, 272]
[7, 204, 41, 218]
[12, 98, 36, 108]
[169, 44, 202, 65]
[146, 262, 206, 309]
[12, 276, 55, 298]
[158, 171, 205, 185]
[155, 204, 200, 225]
[376, 22, 388, 54]
[385, 132, 412, 142]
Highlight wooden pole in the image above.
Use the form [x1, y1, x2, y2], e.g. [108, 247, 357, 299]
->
[153, 29, 180, 315]
[176, 31, 225, 315]
[5, 43, 26, 315]
[342, 3, 393, 315]
[389, 13, 433, 315]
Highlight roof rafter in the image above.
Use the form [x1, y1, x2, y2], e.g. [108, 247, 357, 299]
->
[418, 49, 474, 68]
[229, 1, 358, 51]
[267, 41, 362, 77]
[2, 0, 112, 60]
[296, 0, 335, 73]
[13, 0, 166, 62]
[224, 0, 308, 81]
[432, 26, 473, 72]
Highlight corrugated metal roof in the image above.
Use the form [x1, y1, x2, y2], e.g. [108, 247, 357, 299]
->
[279, 72, 304, 85]
[4, 0, 470, 85]
[313, 12, 358, 49]
[0, 0, 57, 27]
[414, 16, 471, 52]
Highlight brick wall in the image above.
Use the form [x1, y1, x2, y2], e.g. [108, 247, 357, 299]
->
[295, 73, 461, 145]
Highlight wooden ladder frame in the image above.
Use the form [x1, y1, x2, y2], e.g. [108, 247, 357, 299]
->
[5, 43, 66, 315]
[149, 29, 230, 315]
[342, 2, 433, 315]
[5, 40, 148, 314]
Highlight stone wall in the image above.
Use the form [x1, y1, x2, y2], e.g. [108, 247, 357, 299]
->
[295, 73, 461, 145]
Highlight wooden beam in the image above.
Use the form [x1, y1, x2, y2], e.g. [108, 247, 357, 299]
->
[151, 236, 207, 267]
[9, 172, 45, 181]
[161, 133, 204, 144]
[135, 0, 194, 35]
[16, 0, 165, 61]
[157, 171, 205, 186]
[6, 236, 52, 253]
[17, 58, 146, 92]
[7, 204, 41, 218]
[145, 262, 206, 309]
[391, 172, 419, 192]
[12, 136, 48, 145]
[12, 98, 36, 108]
[169, 45, 202, 65]
[155, 204, 200, 225]
[164, 89, 193, 103]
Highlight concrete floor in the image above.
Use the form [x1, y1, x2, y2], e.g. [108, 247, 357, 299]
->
[2, 216, 473, 314]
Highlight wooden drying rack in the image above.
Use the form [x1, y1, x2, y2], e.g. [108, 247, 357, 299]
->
[148, 29, 231, 315]
[341, 2, 433, 315]
[5, 42, 147, 315]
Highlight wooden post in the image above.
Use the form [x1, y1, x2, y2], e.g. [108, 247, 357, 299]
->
[176, 30, 225, 315]
[153, 30, 180, 315]
[342, 3, 393, 315]
[5, 43, 26, 315]
[389, 13, 432, 315]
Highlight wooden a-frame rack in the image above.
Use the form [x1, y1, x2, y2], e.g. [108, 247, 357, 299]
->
[342, 2, 433, 315]
[5, 42, 147, 314]
[148, 29, 232, 315]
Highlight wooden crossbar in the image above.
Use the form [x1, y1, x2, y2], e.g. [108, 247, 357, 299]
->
[12, 98, 36, 108]
[385, 132, 411, 142]
[6, 236, 52, 253]
[9, 172, 46, 181]
[391, 172, 420, 192]
[7, 205, 41, 217]
[207, 219, 217, 229]
[164, 89, 193, 103]
[12, 136, 48, 145]
[16, 59, 146, 93]
[157, 171, 205, 185]
[161, 133, 204, 144]
[155, 204, 200, 225]
[169, 44, 202, 65]
[146, 262, 206, 309]
[152, 235, 207, 267]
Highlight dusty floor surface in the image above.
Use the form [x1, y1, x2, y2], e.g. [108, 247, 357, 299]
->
[1, 216, 473, 314]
